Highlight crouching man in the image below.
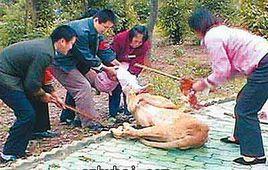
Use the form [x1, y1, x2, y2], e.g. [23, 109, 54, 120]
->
[0, 25, 77, 163]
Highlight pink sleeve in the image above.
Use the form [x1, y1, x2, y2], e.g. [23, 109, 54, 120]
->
[205, 40, 231, 86]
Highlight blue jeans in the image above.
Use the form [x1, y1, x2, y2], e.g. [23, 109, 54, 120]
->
[234, 54, 268, 157]
[0, 85, 35, 157]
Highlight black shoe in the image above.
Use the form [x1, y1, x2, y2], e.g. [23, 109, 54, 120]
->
[220, 137, 239, 145]
[115, 113, 133, 123]
[85, 122, 103, 131]
[233, 157, 266, 165]
[60, 118, 74, 124]
[31, 131, 59, 140]
[70, 119, 82, 127]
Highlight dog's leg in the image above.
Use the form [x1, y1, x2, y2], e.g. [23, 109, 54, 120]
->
[123, 123, 167, 141]
[110, 126, 124, 139]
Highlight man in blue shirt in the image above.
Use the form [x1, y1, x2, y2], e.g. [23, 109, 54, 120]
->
[52, 9, 119, 129]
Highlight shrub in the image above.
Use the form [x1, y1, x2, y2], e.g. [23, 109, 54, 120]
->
[0, 0, 28, 47]
[159, 0, 191, 45]
[239, 1, 268, 38]
[197, 0, 240, 24]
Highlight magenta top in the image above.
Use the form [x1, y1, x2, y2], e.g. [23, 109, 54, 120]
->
[111, 30, 151, 75]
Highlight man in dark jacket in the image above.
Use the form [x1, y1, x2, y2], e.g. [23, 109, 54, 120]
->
[54, 9, 119, 128]
[0, 25, 77, 163]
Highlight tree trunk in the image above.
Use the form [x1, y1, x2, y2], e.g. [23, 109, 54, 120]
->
[147, 0, 158, 57]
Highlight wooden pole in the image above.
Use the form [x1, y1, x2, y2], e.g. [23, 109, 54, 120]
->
[134, 63, 181, 81]
[64, 104, 97, 121]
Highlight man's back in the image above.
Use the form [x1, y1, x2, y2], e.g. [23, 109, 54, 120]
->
[0, 38, 54, 91]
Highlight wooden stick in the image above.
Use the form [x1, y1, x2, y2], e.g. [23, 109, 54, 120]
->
[64, 104, 97, 121]
[134, 63, 181, 81]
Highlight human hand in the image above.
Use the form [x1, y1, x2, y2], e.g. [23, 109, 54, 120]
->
[104, 66, 117, 81]
[51, 91, 66, 109]
[192, 80, 208, 92]
[41, 93, 57, 103]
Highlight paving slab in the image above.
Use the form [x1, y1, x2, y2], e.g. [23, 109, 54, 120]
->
[2, 100, 268, 170]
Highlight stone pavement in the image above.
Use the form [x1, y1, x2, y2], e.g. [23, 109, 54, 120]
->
[3, 100, 268, 170]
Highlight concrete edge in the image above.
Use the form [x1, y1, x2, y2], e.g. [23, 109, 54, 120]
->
[2, 131, 111, 170]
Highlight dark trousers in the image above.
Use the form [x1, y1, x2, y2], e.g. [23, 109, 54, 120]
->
[108, 84, 128, 117]
[234, 54, 268, 157]
[0, 85, 35, 157]
[30, 98, 50, 133]
[60, 92, 75, 122]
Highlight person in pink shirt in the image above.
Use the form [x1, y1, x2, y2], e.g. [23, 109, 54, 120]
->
[188, 8, 268, 165]
[109, 25, 151, 118]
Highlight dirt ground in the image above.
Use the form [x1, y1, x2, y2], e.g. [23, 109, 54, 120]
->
[0, 42, 245, 159]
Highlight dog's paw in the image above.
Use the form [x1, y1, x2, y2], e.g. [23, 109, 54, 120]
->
[110, 126, 124, 139]
[123, 122, 132, 130]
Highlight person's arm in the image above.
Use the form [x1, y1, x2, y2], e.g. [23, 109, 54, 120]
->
[193, 39, 231, 92]
[110, 59, 121, 66]
[71, 37, 102, 68]
[43, 68, 65, 109]
[23, 56, 50, 98]
[43, 67, 55, 93]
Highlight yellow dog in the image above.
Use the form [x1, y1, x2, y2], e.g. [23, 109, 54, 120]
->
[111, 89, 209, 150]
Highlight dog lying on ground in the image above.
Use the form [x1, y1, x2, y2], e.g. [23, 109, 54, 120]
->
[111, 89, 209, 149]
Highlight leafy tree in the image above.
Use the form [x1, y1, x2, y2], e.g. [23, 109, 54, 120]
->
[239, 0, 268, 38]
[159, 0, 194, 44]
[0, 0, 28, 46]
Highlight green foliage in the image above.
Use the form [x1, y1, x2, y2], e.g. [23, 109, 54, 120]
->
[0, 5, 6, 18]
[149, 75, 182, 105]
[175, 59, 211, 78]
[0, 0, 56, 47]
[239, 1, 268, 38]
[0, 0, 150, 47]
[0, 0, 28, 47]
[132, 0, 150, 23]
[173, 48, 185, 58]
[198, 0, 239, 24]
[159, 0, 192, 45]
[57, 0, 86, 21]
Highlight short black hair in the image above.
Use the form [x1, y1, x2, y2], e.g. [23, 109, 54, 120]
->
[129, 25, 149, 42]
[188, 8, 220, 35]
[93, 9, 116, 24]
[50, 25, 77, 43]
